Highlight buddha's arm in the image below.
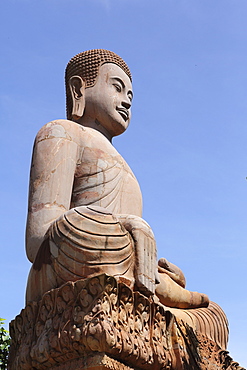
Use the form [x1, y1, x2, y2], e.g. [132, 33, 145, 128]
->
[26, 120, 80, 263]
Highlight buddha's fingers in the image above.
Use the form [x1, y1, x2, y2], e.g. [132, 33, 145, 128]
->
[117, 214, 157, 296]
[132, 228, 157, 296]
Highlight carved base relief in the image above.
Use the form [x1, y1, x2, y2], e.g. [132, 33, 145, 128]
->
[8, 274, 245, 370]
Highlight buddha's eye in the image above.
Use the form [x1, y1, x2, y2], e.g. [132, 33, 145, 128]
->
[113, 84, 122, 92]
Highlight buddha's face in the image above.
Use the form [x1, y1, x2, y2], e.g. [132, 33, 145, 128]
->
[83, 63, 133, 137]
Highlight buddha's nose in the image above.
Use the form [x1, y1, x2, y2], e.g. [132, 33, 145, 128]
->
[122, 100, 131, 109]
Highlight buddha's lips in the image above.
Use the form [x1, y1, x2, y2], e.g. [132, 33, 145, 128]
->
[116, 108, 129, 121]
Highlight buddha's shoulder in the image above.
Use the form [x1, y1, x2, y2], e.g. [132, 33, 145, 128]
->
[35, 119, 90, 145]
[35, 120, 114, 153]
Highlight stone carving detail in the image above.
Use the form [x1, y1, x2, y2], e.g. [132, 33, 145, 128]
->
[8, 274, 245, 370]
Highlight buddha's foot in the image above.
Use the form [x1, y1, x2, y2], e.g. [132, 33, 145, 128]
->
[155, 272, 209, 309]
[158, 257, 186, 288]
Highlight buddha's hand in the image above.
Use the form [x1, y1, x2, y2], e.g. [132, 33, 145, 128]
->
[116, 214, 157, 296]
[158, 258, 186, 288]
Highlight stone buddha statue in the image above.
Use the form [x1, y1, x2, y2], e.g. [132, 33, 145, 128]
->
[25, 49, 228, 351]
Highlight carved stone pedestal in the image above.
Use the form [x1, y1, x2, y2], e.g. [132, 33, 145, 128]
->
[8, 274, 245, 370]
[46, 352, 135, 370]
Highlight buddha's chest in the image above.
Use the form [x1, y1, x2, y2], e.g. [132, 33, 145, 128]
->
[71, 138, 142, 216]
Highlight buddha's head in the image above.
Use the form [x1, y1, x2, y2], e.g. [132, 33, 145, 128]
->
[65, 49, 133, 138]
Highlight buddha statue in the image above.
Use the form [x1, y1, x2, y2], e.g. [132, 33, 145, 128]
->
[25, 49, 228, 351]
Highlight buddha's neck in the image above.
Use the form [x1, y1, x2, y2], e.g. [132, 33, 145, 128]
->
[76, 117, 113, 142]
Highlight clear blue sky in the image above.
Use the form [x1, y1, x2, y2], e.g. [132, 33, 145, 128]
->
[1, 0, 246, 366]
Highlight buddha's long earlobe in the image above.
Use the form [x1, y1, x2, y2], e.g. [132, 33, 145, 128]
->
[69, 76, 86, 120]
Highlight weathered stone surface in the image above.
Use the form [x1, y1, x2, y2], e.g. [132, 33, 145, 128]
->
[9, 275, 244, 370]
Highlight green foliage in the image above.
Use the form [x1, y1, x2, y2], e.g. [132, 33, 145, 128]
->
[0, 318, 10, 370]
